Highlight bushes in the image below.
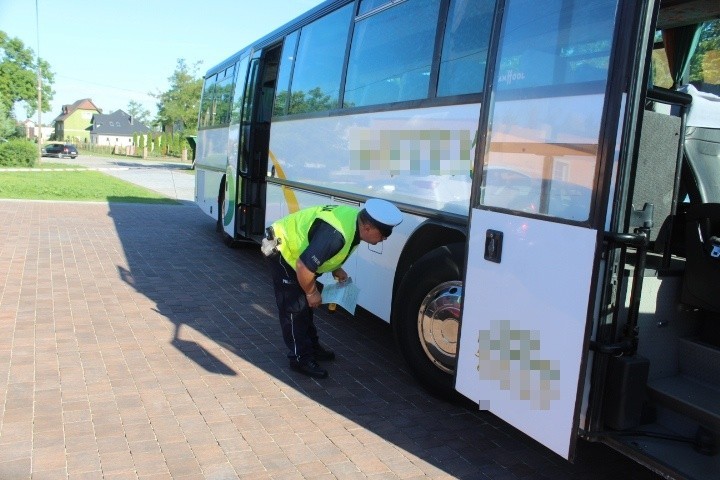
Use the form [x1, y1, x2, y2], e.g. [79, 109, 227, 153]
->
[0, 139, 38, 167]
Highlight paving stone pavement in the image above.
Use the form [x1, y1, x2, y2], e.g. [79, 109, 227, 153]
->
[0, 196, 663, 478]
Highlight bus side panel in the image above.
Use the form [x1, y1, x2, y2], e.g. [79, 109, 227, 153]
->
[195, 127, 230, 219]
[264, 182, 427, 322]
[353, 212, 427, 321]
[266, 103, 480, 320]
[267, 104, 481, 216]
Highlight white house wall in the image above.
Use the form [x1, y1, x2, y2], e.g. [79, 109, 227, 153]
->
[92, 134, 142, 146]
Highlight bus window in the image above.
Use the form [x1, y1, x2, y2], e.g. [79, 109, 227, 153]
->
[357, 0, 389, 17]
[287, 4, 352, 115]
[199, 74, 216, 128]
[436, 0, 495, 97]
[213, 65, 235, 127]
[479, 0, 617, 222]
[495, 0, 615, 91]
[688, 20, 720, 91]
[343, 0, 440, 108]
[651, 19, 720, 92]
[230, 56, 250, 125]
[273, 31, 299, 118]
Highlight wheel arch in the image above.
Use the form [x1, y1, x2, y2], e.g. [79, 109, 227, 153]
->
[391, 220, 466, 323]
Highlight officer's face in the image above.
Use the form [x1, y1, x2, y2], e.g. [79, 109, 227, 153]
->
[360, 224, 387, 245]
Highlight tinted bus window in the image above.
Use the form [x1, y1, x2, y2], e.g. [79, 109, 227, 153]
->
[214, 66, 235, 127]
[288, 5, 353, 115]
[199, 74, 216, 128]
[230, 56, 249, 125]
[480, 0, 618, 222]
[357, 0, 390, 16]
[437, 0, 495, 97]
[273, 31, 299, 117]
[652, 20, 720, 91]
[495, 0, 615, 92]
[344, 0, 440, 108]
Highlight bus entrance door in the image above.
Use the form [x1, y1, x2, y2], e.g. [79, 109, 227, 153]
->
[236, 45, 280, 241]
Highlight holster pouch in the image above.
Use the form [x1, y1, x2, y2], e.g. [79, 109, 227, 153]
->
[261, 227, 280, 257]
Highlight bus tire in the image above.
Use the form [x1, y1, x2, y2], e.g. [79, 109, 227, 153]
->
[393, 243, 464, 400]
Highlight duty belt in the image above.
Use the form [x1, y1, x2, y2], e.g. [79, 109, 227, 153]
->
[261, 226, 281, 257]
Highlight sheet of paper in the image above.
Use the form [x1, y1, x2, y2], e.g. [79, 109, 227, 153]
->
[321, 278, 360, 315]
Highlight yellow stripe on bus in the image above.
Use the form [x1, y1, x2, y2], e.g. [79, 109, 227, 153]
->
[268, 150, 300, 213]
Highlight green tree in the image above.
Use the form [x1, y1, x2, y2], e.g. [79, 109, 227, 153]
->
[690, 20, 720, 84]
[127, 100, 151, 127]
[0, 31, 54, 118]
[153, 59, 202, 133]
[276, 88, 338, 116]
[0, 103, 16, 138]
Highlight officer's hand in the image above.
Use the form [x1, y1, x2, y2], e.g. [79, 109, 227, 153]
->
[332, 268, 348, 283]
[306, 290, 322, 308]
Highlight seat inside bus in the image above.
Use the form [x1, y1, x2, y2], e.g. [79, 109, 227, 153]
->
[679, 85, 720, 313]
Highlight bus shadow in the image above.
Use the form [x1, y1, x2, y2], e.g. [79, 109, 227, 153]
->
[107, 160, 193, 171]
[106, 200, 660, 480]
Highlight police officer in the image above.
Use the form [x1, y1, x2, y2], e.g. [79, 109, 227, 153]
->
[264, 199, 403, 379]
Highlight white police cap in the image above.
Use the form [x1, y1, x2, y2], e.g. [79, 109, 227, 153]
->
[364, 199, 403, 235]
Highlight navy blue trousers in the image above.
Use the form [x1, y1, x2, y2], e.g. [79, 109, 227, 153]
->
[266, 253, 319, 363]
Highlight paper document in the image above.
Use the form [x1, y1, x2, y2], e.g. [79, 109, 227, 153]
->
[321, 277, 360, 315]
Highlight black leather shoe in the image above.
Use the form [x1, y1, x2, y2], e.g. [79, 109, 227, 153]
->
[290, 359, 328, 379]
[313, 344, 336, 361]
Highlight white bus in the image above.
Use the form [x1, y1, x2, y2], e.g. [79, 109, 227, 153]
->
[194, 1, 720, 478]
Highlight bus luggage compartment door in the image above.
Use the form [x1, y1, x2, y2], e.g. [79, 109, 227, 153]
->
[455, 208, 597, 460]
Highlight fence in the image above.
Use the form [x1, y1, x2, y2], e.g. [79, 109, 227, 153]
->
[76, 142, 191, 162]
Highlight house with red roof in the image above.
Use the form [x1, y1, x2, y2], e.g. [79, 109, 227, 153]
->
[52, 98, 102, 142]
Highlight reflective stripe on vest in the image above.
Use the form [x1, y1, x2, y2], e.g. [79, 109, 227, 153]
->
[271, 205, 358, 273]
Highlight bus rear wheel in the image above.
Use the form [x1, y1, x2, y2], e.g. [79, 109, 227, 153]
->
[393, 244, 464, 399]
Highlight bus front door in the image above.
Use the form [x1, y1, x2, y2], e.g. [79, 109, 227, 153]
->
[454, 0, 632, 461]
[236, 45, 280, 241]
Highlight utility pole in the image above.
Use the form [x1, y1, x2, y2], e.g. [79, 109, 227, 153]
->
[36, 0, 42, 163]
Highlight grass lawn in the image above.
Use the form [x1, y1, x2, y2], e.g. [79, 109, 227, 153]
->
[0, 170, 178, 204]
[0, 162, 86, 169]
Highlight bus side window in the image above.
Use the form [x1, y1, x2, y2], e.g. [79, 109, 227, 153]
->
[344, 0, 439, 108]
[200, 74, 217, 128]
[287, 4, 352, 115]
[436, 0, 494, 97]
[213, 66, 235, 127]
[273, 31, 299, 118]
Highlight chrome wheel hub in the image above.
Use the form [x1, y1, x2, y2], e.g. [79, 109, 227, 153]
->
[417, 281, 462, 374]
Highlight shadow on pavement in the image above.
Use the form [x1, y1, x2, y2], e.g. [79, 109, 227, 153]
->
[106, 200, 661, 480]
[105, 160, 193, 171]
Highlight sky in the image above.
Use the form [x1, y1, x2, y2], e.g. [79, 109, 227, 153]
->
[0, 0, 324, 124]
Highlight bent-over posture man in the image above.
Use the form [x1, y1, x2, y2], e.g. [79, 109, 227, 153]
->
[263, 199, 402, 378]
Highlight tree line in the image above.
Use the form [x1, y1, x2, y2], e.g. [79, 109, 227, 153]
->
[0, 30, 203, 139]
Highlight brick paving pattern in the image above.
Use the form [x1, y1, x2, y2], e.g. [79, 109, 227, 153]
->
[0, 200, 661, 479]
